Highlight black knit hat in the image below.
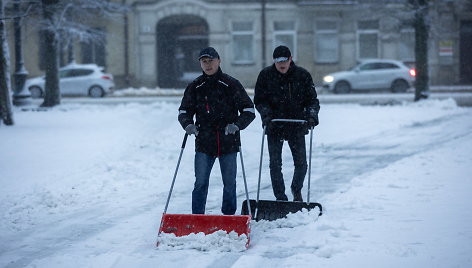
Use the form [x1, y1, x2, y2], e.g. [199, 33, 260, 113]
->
[198, 47, 220, 60]
[273, 45, 291, 62]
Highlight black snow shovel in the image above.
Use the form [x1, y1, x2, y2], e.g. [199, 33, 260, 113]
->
[241, 119, 323, 221]
[158, 133, 253, 247]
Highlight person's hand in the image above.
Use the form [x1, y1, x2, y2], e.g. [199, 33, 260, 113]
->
[185, 124, 199, 136]
[306, 117, 319, 129]
[262, 116, 272, 127]
[225, 123, 239, 135]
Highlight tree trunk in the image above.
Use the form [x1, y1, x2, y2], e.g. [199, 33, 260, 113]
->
[0, 0, 14, 125]
[40, 0, 60, 107]
[414, 0, 429, 101]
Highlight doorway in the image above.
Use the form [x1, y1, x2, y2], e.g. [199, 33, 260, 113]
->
[460, 21, 472, 84]
[156, 15, 209, 88]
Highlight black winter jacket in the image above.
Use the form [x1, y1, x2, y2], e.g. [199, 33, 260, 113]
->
[178, 68, 255, 156]
[254, 62, 320, 138]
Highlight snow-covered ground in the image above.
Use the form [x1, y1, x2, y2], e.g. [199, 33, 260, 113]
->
[1, 97, 471, 267]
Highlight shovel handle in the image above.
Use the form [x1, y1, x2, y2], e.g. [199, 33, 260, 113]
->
[271, 119, 307, 124]
[239, 146, 252, 217]
[181, 133, 188, 148]
[162, 133, 188, 217]
[307, 127, 313, 203]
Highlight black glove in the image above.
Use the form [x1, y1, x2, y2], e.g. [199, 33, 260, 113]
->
[262, 116, 272, 127]
[224, 123, 239, 135]
[306, 116, 319, 128]
[185, 124, 199, 136]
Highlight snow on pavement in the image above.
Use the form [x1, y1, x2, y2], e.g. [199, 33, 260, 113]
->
[0, 98, 471, 267]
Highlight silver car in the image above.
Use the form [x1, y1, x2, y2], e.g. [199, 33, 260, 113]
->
[26, 63, 115, 98]
[322, 59, 416, 94]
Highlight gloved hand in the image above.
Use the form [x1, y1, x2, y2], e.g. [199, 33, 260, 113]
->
[262, 116, 272, 127]
[306, 116, 319, 129]
[225, 123, 239, 135]
[185, 124, 199, 136]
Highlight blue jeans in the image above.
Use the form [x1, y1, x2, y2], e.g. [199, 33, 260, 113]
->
[192, 152, 237, 215]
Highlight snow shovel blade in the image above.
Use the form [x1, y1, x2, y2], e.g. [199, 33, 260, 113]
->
[159, 214, 251, 237]
[241, 199, 322, 221]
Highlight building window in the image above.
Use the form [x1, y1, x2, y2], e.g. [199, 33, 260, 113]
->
[357, 20, 379, 59]
[400, 28, 415, 62]
[273, 21, 296, 60]
[315, 20, 339, 63]
[81, 41, 106, 67]
[38, 30, 47, 71]
[232, 21, 254, 64]
[80, 28, 107, 67]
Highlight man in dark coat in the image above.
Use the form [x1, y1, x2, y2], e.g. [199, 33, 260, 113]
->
[178, 47, 255, 215]
[254, 45, 320, 202]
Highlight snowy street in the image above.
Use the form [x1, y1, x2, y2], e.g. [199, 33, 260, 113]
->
[1, 98, 472, 267]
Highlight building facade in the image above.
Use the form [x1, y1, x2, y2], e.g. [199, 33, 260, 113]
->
[9, 0, 472, 89]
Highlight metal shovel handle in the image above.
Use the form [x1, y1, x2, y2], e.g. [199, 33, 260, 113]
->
[270, 119, 307, 124]
[307, 127, 313, 203]
[239, 145, 252, 218]
[162, 133, 188, 216]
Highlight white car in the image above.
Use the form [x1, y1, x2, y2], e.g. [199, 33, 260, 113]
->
[322, 59, 416, 94]
[25, 63, 115, 98]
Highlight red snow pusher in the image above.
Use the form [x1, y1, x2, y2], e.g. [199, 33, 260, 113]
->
[241, 119, 323, 221]
[159, 214, 251, 237]
[157, 134, 253, 246]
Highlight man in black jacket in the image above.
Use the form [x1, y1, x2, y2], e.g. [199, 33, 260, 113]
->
[254, 45, 320, 202]
[178, 47, 255, 215]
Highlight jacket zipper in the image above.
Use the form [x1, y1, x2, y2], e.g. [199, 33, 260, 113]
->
[205, 96, 210, 113]
[216, 130, 221, 157]
[206, 95, 220, 156]
[288, 82, 292, 100]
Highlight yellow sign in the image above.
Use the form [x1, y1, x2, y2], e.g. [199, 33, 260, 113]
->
[439, 40, 453, 56]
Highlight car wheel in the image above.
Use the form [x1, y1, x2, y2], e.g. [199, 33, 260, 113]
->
[88, 86, 105, 98]
[391, 79, 409, 93]
[29, 86, 43, 98]
[334, 81, 351, 94]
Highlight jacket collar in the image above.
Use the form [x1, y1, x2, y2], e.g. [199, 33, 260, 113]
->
[202, 67, 223, 81]
[271, 61, 296, 77]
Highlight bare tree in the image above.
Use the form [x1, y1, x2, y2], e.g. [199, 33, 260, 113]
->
[30, 0, 126, 107]
[410, 0, 429, 101]
[41, 0, 60, 107]
[0, 0, 14, 125]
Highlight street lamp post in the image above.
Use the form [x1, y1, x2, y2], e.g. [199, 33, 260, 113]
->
[12, 0, 31, 106]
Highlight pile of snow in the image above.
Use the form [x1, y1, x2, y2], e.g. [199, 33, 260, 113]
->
[158, 231, 248, 252]
[156, 208, 322, 253]
[112, 87, 185, 96]
[111, 87, 255, 97]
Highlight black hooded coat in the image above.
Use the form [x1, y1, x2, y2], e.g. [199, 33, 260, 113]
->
[254, 62, 320, 138]
[178, 68, 255, 156]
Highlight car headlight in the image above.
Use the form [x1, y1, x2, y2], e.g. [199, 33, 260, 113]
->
[323, 75, 334, 83]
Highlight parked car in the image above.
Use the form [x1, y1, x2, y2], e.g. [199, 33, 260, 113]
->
[322, 59, 416, 94]
[25, 63, 115, 98]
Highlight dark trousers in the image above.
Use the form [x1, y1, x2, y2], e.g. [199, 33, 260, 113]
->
[192, 152, 237, 215]
[267, 134, 307, 200]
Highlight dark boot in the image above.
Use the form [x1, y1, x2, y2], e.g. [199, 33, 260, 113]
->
[292, 189, 303, 202]
[276, 194, 288, 201]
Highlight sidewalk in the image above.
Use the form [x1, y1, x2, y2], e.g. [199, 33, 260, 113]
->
[108, 86, 472, 107]
[111, 85, 472, 97]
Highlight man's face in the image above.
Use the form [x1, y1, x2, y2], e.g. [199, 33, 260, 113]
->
[200, 57, 220, 76]
[275, 57, 292, 74]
